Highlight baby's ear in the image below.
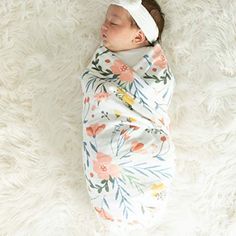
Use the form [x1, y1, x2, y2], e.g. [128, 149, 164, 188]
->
[134, 30, 148, 44]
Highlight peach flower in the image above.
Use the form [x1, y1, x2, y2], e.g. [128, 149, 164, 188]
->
[93, 152, 120, 180]
[111, 59, 134, 82]
[121, 129, 130, 140]
[123, 133, 130, 140]
[152, 45, 168, 69]
[86, 123, 106, 137]
[131, 141, 144, 152]
[94, 92, 110, 101]
[91, 105, 96, 111]
[95, 207, 114, 221]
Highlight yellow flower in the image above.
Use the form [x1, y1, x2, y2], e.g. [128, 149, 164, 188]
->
[117, 88, 134, 106]
[117, 88, 126, 95]
[123, 94, 134, 105]
[150, 183, 165, 197]
[114, 110, 121, 118]
[127, 117, 137, 122]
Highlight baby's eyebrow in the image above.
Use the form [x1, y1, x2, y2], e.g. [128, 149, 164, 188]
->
[112, 13, 120, 18]
[110, 13, 121, 19]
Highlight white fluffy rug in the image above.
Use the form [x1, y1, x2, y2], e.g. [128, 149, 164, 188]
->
[0, 0, 236, 235]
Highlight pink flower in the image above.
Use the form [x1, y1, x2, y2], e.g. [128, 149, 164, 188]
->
[111, 59, 134, 82]
[86, 123, 106, 137]
[94, 92, 110, 101]
[93, 152, 120, 180]
[152, 45, 168, 69]
[95, 207, 114, 221]
[83, 97, 90, 104]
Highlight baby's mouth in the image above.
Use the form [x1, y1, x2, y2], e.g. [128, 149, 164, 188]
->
[101, 34, 108, 43]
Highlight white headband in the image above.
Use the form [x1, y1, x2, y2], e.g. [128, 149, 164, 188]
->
[111, 0, 159, 43]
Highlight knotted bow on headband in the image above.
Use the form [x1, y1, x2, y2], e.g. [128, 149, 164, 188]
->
[111, 0, 159, 43]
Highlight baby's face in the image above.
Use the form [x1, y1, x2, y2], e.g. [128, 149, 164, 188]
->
[100, 5, 142, 52]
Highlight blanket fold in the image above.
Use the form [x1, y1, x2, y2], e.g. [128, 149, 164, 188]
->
[85, 44, 175, 135]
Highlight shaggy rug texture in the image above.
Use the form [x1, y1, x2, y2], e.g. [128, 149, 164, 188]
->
[0, 0, 235, 235]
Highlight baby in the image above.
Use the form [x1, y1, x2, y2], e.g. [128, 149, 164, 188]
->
[79, 0, 176, 235]
[101, 0, 165, 66]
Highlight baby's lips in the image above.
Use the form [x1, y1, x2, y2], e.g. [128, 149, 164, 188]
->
[100, 30, 107, 38]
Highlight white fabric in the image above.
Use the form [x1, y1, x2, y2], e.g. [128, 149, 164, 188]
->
[116, 46, 151, 67]
[111, 0, 159, 43]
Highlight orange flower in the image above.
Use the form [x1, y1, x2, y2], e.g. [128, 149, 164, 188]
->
[131, 141, 144, 152]
[152, 45, 168, 69]
[94, 92, 110, 101]
[86, 123, 106, 137]
[130, 125, 140, 130]
[93, 152, 120, 180]
[111, 59, 134, 82]
[95, 207, 114, 221]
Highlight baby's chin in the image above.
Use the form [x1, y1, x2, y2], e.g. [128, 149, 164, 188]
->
[101, 40, 118, 52]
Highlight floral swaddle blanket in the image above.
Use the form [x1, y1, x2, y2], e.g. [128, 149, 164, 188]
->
[79, 43, 176, 230]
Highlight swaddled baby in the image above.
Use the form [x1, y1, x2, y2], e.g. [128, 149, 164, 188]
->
[79, 0, 177, 235]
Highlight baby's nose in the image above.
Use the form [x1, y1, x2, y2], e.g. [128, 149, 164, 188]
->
[102, 21, 109, 30]
[101, 24, 108, 31]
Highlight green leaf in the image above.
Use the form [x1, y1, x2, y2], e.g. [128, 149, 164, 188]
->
[109, 175, 114, 183]
[90, 142, 97, 152]
[103, 198, 110, 209]
[163, 77, 167, 85]
[106, 69, 112, 74]
[115, 188, 119, 200]
[105, 185, 109, 192]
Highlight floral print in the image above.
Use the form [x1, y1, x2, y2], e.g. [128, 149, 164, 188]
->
[111, 59, 134, 82]
[95, 207, 114, 221]
[130, 141, 144, 152]
[93, 152, 121, 180]
[94, 92, 111, 101]
[86, 123, 106, 137]
[79, 43, 176, 229]
[152, 45, 168, 69]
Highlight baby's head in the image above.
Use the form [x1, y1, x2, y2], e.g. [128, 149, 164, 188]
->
[100, 0, 165, 52]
